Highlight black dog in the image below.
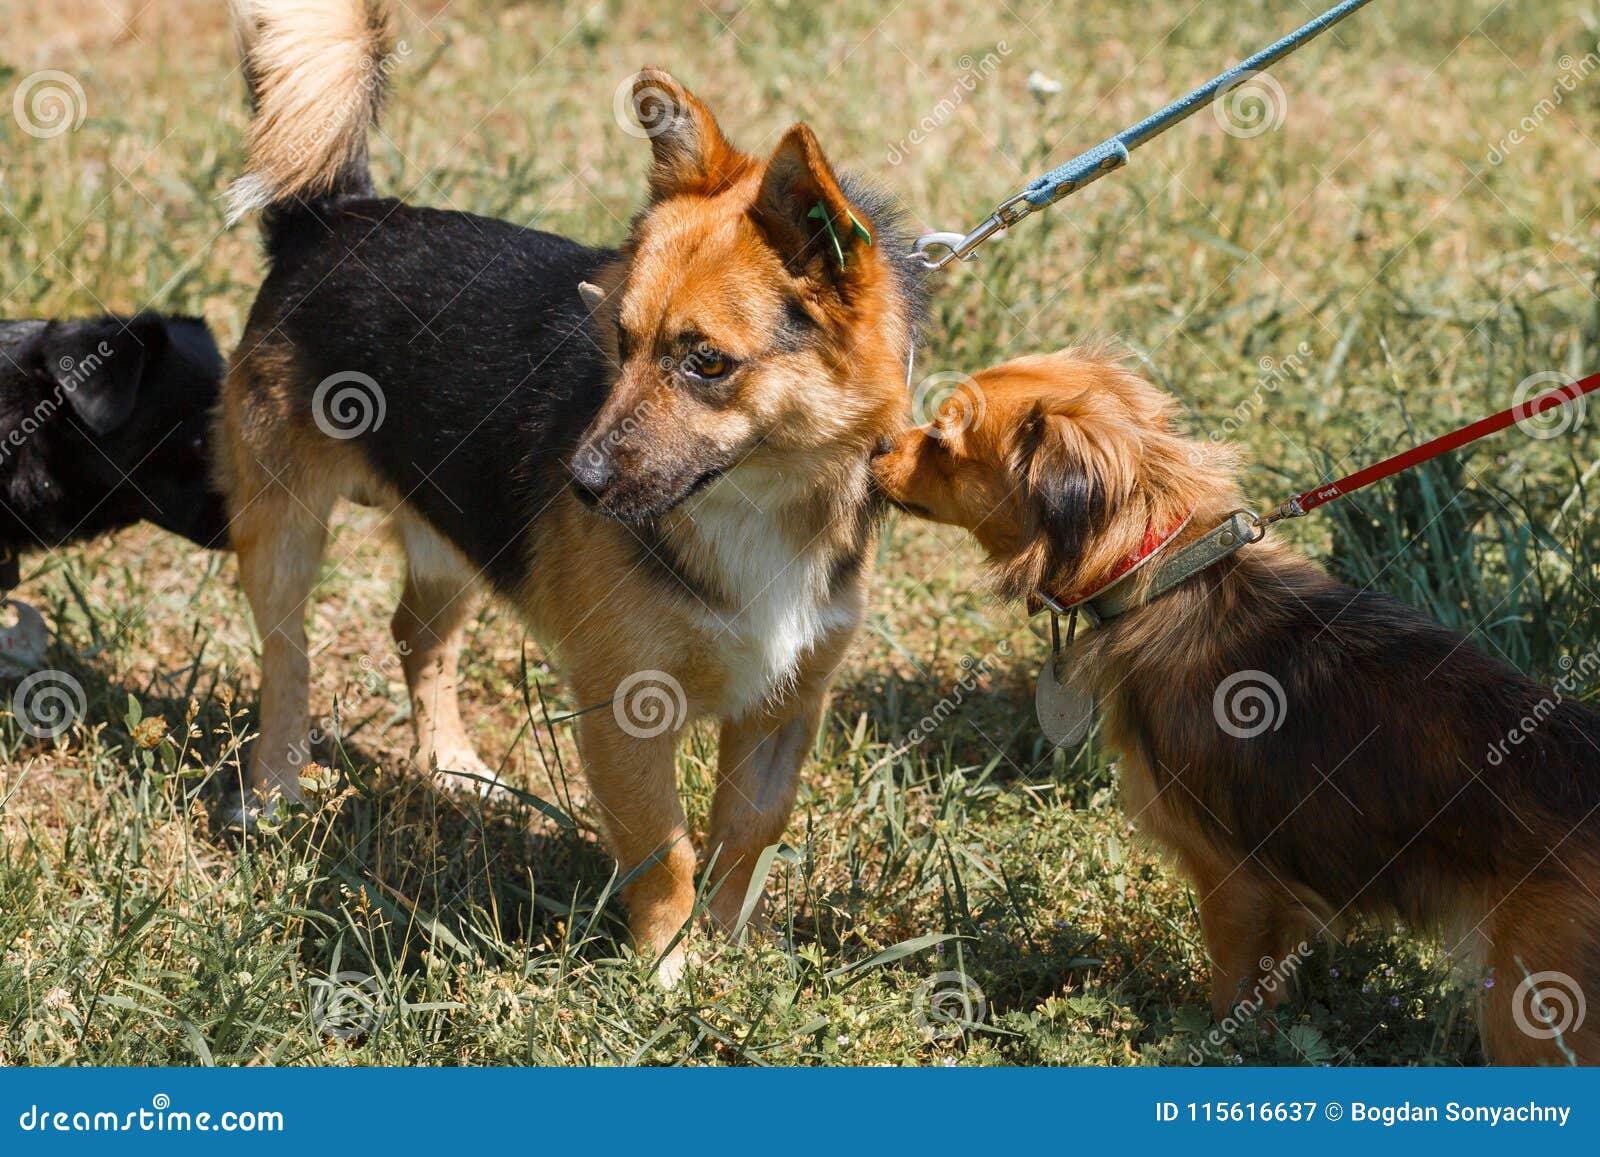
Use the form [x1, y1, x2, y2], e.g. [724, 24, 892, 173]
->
[0, 312, 230, 586]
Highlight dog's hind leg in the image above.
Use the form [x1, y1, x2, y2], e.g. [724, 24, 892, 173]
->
[392, 517, 490, 791]
[230, 460, 333, 812]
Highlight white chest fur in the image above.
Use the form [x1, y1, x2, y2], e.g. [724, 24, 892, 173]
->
[676, 467, 861, 718]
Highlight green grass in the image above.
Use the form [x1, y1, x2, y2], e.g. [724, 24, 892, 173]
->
[2, 0, 1598, 1066]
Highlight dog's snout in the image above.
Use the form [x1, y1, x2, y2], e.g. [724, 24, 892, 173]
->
[569, 446, 614, 504]
[871, 434, 896, 460]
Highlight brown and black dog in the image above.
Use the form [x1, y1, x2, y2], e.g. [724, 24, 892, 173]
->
[221, 0, 920, 980]
[873, 348, 1600, 1064]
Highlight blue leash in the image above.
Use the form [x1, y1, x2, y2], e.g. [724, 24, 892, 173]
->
[911, 0, 1379, 270]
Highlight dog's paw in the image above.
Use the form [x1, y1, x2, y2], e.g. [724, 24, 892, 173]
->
[655, 945, 697, 989]
[424, 750, 501, 797]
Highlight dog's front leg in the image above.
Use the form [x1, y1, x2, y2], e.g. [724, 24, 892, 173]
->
[705, 639, 847, 934]
[574, 705, 697, 985]
[1194, 868, 1299, 1023]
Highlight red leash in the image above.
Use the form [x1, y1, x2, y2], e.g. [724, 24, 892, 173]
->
[1258, 372, 1600, 527]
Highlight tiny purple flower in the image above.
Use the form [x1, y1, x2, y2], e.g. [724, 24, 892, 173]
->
[1389, 995, 1401, 1008]
[1328, 967, 1340, 978]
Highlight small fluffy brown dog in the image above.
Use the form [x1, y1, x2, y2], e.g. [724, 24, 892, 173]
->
[873, 348, 1600, 1064]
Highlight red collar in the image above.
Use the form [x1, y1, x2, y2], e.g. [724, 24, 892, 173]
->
[1033, 509, 1195, 614]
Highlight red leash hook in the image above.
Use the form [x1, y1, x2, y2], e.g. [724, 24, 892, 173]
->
[1257, 372, 1600, 529]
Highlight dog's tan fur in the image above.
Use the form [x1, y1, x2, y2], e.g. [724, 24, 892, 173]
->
[874, 348, 1600, 1063]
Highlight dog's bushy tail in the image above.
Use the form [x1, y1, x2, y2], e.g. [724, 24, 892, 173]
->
[226, 0, 394, 223]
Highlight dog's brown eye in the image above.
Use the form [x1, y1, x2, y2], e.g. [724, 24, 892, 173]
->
[686, 350, 733, 381]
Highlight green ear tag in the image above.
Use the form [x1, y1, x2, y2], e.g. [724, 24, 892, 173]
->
[808, 202, 872, 269]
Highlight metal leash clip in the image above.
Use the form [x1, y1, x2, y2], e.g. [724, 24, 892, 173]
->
[910, 193, 1036, 271]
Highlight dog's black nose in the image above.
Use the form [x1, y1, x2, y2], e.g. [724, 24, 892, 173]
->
[569, 448, 613, 504]
[870, 434, 896, 459]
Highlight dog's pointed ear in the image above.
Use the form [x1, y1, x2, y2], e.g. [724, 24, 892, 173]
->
[43, 316, 164, 436]
[577, 281, 607, 310]
[750, 124, 871, 288]
[630, 69, 747, 199]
